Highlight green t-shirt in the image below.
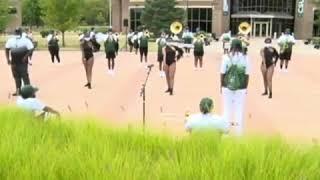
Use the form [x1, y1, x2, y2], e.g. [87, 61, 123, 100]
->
[194, 40, 204, 52]
[104, 38, 115, 53]
[157, 38, 166, 54]
[140, 36, 148, 48]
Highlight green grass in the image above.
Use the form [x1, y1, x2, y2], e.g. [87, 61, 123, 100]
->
[0, 107, 320, 180]
[0, 32, 158, 52]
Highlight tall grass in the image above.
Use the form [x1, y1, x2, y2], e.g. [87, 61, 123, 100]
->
[0, 108, 319, 180]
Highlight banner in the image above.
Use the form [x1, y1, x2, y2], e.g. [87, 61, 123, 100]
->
[297, 0, 305, 17]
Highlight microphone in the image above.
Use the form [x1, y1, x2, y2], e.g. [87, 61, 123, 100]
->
[147, 64, 154, 69]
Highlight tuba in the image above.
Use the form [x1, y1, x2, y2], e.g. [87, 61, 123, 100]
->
[239, 22, 252, 35]
[170, 21, 183, 35]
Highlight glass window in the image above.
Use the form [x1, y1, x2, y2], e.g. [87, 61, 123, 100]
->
[130, 8, 143, 31]
[314, 10, 320, 37]
[231, 0, 296, 15]
[187, 8, 213, 33]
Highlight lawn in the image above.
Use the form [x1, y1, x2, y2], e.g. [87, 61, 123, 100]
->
[0, 107, 319, 179]
[0, 31, 158, 52]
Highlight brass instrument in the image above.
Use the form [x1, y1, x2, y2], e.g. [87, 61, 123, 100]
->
[238, 22, 252, 35]
[170, 21, 183, 35]
[144, 30, 150, 37]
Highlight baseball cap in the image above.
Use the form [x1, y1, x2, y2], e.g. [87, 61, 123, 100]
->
[200, 97, 213, 114]
[20, 85, 39, 98]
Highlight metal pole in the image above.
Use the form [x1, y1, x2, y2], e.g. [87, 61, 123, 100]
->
[143, 87, 146, 127]
[135, 5, 137, 31]
[109, 0, 112, 28]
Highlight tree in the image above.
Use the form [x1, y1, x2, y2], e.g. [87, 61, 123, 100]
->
[79, 0, 110, 26]
[41, 0, 83, 46]
[22, 0, 43, 29]
[0, 0, 9, 33]
[141, 0, 185, 36]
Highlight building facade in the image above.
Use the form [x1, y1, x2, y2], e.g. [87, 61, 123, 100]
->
[112, 0, 319, 39]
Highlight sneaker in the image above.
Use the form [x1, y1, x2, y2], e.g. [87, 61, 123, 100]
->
[111, 70, 115, 76]
[284, 69, 289, 73]
[107, 70, 111, 74]
[160, 71, 165, 77]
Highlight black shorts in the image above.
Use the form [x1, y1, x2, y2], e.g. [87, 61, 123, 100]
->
[158, 54, 164, 62]
[106, 52, 116, 59]
[128, 40, 133, 46]
[280, 50, 292, 61]
[134, 42, 139, 49]
[140, 47, 148, 56]
[194, 51, 204, 57]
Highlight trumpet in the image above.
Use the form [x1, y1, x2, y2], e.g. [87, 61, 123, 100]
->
[144, 30, 150, 37]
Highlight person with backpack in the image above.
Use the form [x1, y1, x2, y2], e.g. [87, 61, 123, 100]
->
[139, 31, 149, 64]
[220, 38, 250, 135]
[104, 29, 117, 75]
[5, 28, 34, 96]
[193, 34, 205, 70]
[260, 38, 279, 99]
[47, 31, 61, 64]
[156, 32, 167, 77]
[80, 33, 94, 89]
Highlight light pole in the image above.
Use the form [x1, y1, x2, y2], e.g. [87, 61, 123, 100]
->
[109, 0, 112, 28]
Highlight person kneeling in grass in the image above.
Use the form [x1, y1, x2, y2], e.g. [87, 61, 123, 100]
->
[16, 85, 60, 119]
[185, 97, 229, 134]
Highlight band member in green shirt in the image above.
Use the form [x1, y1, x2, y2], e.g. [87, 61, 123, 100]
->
[193, 34, 205, 70]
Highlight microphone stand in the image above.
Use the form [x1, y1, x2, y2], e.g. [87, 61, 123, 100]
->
[140, 65, 153, 129]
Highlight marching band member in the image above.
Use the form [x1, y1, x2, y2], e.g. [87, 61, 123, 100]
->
[114, 32, 120, 55]
[220, 39, 250, 135]
[156, 32, 167, 77]
[277, 28, 295, 72]
[131, 31, 139, 55]
[127, 29, 134, 52]
[5, 28, 34, 96]
[193, 34, 205, 70]
[104, 29, 117, 75]
[90, 27, 101, 52]
[47, 30, 61, 64]
[260, 38, 279, 99]
[139, 30, 149, 64]
[162, 39, 184, 95]
[238, 33, 250, 55]
[80, 33, 94, 89]
[182, 27, 193, 56]
[220, 30, 231, 54]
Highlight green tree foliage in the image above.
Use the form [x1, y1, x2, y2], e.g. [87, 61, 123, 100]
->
[80, 0, 110, 26]
[22, 0, 43, 29]
[0, 0, 9, 33]
[141, 0, 185, 36]
[41, 0, 83, 46]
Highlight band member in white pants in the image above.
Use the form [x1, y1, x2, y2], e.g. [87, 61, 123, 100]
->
[220, 39, 250, 135]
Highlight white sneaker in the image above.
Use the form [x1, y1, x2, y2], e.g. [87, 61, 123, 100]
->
[111, 70, 115, 76]
[107, 70, 111, 74]
[160, 71, 165, 77]
[284, 69, 289, 73]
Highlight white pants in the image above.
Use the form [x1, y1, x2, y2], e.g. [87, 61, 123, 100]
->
[222, 88, 247, 135]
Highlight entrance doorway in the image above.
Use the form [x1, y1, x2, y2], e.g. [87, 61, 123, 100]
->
[253, 22, 269, 37]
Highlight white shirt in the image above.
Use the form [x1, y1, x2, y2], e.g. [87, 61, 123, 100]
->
[277, 34, 296, 45]
[90, 31, 95, 39]
[185, 113, 229, 133]
[220, 53, 250, 75]
[5, 36, 34, 50]
[182, 31, 193, 39]
[16, 97, 46, 114]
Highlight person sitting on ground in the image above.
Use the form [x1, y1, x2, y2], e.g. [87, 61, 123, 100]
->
[185, 97, 229, 133]
[16, 85, 60, 119]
